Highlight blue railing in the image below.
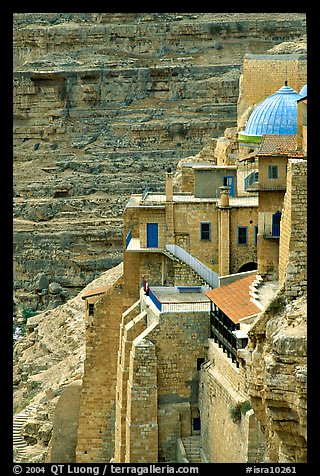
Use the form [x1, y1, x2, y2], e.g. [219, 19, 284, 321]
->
[244, 170, 259, 190]
[166, 244, 218, 288]
[148, 289, 162, 311]
[126, 230, 132, 249]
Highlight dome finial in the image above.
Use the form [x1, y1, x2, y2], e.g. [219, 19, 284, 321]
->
[285, 80, 288, 86]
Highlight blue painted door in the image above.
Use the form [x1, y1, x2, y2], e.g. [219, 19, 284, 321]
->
[147, 223, 158, 248]
[224, 176, 235, 197]
[272, 211, 281, 237]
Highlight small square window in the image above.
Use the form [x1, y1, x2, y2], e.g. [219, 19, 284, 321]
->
[200, 222, 211, 240]
[237, 226, 248, 245]
[268, 165, 278, 179]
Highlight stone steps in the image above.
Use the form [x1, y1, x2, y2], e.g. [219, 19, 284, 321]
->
[181, 435, 202, 463]
[165, 251, 208, 287]
[13, 404, 37, 463]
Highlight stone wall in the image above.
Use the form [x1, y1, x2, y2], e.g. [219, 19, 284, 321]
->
[125, 337, 158, 462]
[237, 54, 307, 127]
[76, 275, 130, 462]
[114, 301, 148, 462]
[279, 159, 307, 297]
[230, 206, 258, 273]
[199, 339, 265, 462]
[257, 191, 286, 277]
[114, 286, 210, 463]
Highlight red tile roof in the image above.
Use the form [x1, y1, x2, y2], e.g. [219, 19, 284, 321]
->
[81, 286, 107, 300]
[238, 151, 257, 162]
[205, 275, 261, 324]
[257, 134, 298, 156]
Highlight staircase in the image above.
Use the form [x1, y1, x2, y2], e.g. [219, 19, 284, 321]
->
[164, 244, 218, 288]
[181, 435, 202, 463]
[13, 404, 37, 462]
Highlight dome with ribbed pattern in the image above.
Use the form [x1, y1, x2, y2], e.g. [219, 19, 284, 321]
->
[299, 84, 307, 98]
[239, 83, 302, 143]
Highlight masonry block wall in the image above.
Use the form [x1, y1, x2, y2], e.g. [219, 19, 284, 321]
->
[230, 206, 258, 273]
[76, 276, 129, 462]
[237, 54, 307, 125]
[140, 209, 167, 249]
[180, 166, 195, 194]
[199, 339, 265, 462]
[278, 159, 307, 297]
[125, 337, 158, 462]
[257, 190, 285, 277]
[119, 302, 210, 462]
[114, 303, 147, 462]
[153, 310, 210, 461]
[173, 201, 218, 269]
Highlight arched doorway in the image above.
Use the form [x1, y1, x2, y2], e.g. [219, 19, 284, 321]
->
[272, 211, 281, 237]
[237, 262, 257, 273]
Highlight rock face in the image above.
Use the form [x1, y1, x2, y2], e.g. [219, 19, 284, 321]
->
[243, 291, 307, 463]
[13, 263, 123, 463]
[13, 13, 306, 302]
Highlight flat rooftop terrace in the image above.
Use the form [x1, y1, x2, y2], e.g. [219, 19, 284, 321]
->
[150, 285, 211, 303]
[126, 193, 258, 208]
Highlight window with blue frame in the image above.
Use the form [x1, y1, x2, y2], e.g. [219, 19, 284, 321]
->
[237, 226, 248, 245]
[223, 176, 235, 197]
[254, 225, 258, 245]
[200, 222, 211, 240]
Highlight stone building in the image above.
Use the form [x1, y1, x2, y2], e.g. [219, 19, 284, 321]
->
[48, 53, 307, 464]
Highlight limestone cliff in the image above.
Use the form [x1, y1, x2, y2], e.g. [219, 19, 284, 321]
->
[244, 291, 307, 462]
[13, 263, 123, 462]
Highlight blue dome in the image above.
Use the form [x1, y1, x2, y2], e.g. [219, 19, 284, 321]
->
[299, 84, 307, 98]
[241, 84, 302, 138]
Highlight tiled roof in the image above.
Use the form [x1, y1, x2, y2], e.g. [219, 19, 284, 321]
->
[205, 275, 261, 324]
[81, 286, 107, 300]
[257, 134, 298, 156]
[238, 151, 257, 162]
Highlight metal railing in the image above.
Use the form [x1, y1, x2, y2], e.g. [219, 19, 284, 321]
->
[125, 230, 132, 249]
[162, 301, 210, 313]
[166, 244, 218, 288]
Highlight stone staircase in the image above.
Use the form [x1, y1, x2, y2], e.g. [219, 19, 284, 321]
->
[181, 435, 202, 463]
[164, 245, 217, 288]
[13, 404, 37, 462]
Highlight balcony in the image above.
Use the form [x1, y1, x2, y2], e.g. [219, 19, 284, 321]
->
[246, 181, 286, 192]
[260, 211, 281, 239]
